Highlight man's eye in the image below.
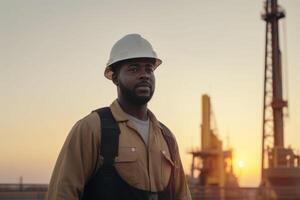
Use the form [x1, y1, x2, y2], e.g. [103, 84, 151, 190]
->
[128, 65, 138, 72]
[146, 67, 154, 73]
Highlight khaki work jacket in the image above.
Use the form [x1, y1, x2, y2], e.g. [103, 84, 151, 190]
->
[47, 100, 191, 200]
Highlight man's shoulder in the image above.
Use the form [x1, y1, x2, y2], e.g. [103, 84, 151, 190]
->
[75, 109, 101, 133]
[148, 110, 176, 141]
[159, 122, 177, 141]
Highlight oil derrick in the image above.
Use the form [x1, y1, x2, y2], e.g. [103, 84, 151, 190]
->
[189, 95, 238, 200]
[260, 0, 300, 199]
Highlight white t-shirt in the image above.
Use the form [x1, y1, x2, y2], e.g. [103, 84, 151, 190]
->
[127, 114, 150, 145]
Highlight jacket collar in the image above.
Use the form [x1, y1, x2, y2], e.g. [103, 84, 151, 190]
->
[109, 100, 163, 130]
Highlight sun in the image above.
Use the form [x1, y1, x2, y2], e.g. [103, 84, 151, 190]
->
[237, 159, 245, 168]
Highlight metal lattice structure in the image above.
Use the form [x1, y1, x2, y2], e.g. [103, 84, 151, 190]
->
[261, 2, 300, 200]
[261, 0, 286, 181]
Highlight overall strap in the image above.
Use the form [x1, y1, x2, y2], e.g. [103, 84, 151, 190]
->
[159, 122, 176, 200]
[81, 107, 120, 200]
[92, 107, 120, 200]
[94, 107, 120, 168]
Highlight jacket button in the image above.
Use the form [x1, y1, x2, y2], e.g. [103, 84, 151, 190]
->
[131, 147, 136, 152]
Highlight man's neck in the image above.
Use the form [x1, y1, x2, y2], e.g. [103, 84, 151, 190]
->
[117, 98, 148, 121]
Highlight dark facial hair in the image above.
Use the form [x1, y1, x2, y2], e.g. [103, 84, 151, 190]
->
[118, 80, 154, 106]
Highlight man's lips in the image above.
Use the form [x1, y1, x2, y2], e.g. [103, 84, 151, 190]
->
[135, 82, 152, 89]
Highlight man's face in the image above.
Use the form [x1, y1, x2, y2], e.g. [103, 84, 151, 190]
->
[115, 58, 156, 106]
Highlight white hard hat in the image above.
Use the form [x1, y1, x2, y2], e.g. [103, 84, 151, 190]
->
[104, 34, 162, 80]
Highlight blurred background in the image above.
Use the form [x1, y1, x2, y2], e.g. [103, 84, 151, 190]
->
[0, 0, 299, 192]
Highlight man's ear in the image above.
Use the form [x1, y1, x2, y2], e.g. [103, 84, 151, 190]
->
[112, 73, 119, 86]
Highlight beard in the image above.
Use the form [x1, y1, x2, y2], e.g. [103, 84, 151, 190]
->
[118, 80, 154, 106]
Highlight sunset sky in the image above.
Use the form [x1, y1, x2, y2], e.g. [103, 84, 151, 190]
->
[1, 0, 299, 187]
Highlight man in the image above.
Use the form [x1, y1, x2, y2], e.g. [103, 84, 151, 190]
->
[47, 34, 191, 200]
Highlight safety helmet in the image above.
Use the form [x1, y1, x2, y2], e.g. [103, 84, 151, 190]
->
[104, 34, 162, 80]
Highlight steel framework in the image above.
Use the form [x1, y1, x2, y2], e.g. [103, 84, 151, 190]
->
[261, 0, 286, 181]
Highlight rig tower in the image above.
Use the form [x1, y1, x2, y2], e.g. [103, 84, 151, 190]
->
[261, 0, 300, 198]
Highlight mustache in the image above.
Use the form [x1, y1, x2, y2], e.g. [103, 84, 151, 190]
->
[134, 81, 152, 89]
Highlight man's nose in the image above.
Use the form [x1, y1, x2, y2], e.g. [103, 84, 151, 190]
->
[139, 67, 150, 80]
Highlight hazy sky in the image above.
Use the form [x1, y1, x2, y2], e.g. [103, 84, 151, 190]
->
[1, 0, 299, 186]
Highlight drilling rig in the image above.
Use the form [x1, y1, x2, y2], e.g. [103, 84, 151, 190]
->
[189, 95, 239, 200]
[260, 0, 300, 199]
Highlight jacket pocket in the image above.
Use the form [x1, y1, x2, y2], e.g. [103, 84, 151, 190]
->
[114, 147, 139, 186]
[161, 150, 174, 188]
[161, 150, 174, 166]
[115, 147, 138, 162]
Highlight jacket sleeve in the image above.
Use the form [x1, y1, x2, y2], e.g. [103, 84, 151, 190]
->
[174, 141, 192, 200]
[46, 117, 100, 200]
